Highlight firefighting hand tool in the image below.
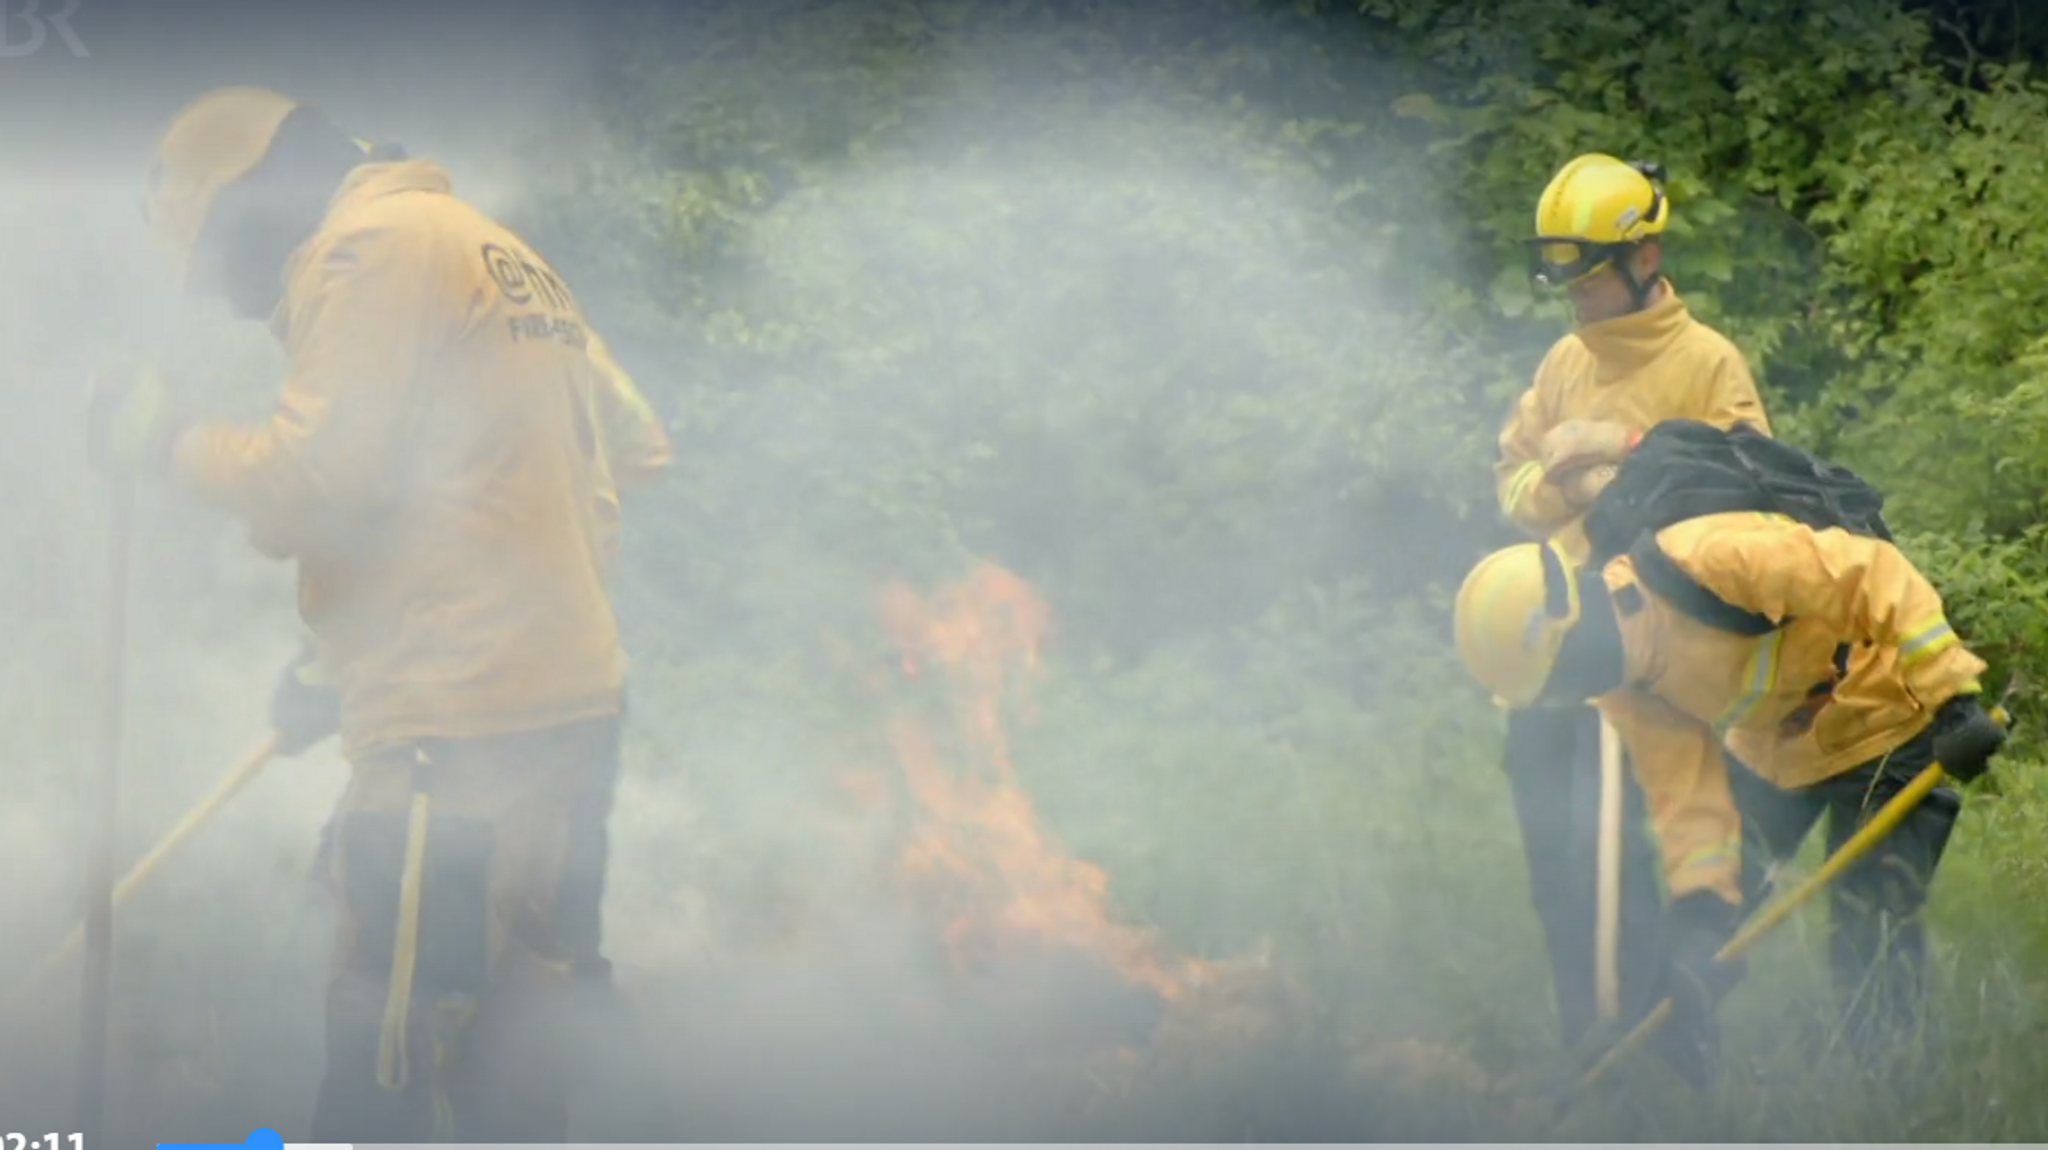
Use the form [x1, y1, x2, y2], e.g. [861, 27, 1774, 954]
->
[1645, 891, 1746, 1090]
[1559, 701, 2013, 1112]
[6, 734, 280, 1016]
[1594, 714, 1623, 1026]
[77, 472, 133, 1148]
[85, 360, 184, 479]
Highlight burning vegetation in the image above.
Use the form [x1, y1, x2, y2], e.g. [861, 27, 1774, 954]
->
[853, 561, 1273, 1059]
[838, 560, 1498, 1114]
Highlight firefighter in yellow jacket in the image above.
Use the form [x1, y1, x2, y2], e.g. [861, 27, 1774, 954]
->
[87, 86, 649, 1142]
[1453, 513, 2008, 1067]
[272, 310, 673, 1031]
[270, 328, 673, 756]
[1491, 153, 1773, 1059]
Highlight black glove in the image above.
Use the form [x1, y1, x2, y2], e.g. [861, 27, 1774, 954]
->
[1650, 891, 1745, 1089]
[1930, 693, 2008, 784]
[271, 642, 341, 756]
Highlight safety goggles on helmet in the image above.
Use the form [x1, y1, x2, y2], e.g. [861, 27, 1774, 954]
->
[1525, 158, 1669, 291]
[1525, 238, 1633, 290]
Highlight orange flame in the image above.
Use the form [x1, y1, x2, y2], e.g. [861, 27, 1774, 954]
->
[847, 564, 1477, 1092]
[873, 562, 1211, 1003]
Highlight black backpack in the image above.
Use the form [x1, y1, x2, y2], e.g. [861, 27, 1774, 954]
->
[1580, 419, 1893, 636]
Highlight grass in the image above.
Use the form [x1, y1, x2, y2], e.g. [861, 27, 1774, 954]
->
[5, 586, 2048, 1142]
[596, 616, 2048, 1141]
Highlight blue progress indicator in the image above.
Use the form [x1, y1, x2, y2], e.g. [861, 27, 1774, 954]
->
[158, 1128, 334, 1150]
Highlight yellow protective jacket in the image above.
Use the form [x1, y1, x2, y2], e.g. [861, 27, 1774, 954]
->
[173, 159, 626, 760]
[1495, 284, 1772, 564]
[1604, 512, 1985, 791]
[586, 329, 673, 567]
[1493, 284, 1773, 905]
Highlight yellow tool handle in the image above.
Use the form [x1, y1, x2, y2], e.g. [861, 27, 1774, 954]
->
[1561, 699, 2015, 1115]
[1, 733, 278, 1012]
[1594, 715, 1624, 1025]
[1719, 763, 1946, 961]
[1571, 756, 1950, 1094]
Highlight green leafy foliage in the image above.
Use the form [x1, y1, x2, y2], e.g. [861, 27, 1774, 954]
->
[524, 0, 1507, 670]
[17, 0, 2048, 1139]
[477, 2, 2048, 1136]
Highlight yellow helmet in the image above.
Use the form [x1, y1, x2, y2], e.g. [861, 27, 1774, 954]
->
[142, 86, 304, 292]
[1527, 153, 1669, 289]
[1452, 540, 1583, 708]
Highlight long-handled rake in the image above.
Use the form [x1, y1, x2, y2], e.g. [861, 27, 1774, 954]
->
[1552, 696, 2014, 1120]
[1562, 757, 1947, 1106]
[76, 475, 134, 1147]
[9, 735, 278, 1018]
[1593, 714, 1625, 1027]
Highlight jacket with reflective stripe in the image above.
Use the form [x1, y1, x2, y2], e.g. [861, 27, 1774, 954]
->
[1605, 512, 1985, 789]
[1593, 687, 1744, 905]
[1495, 284, 1771, 564]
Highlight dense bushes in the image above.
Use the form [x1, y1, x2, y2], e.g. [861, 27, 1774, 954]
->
[11, 0, 2041, 1139]
[522, 0, 2048, 718]
[524, 0, 1508, 668]
[8, 0, 2048, 1141]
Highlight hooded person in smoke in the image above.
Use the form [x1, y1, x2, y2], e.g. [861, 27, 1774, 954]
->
[85, 85, 664, 1142]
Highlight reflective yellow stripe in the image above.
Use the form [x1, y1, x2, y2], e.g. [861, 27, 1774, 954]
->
[1900, 616, 1957, 665]
[1502, 461, 1544, 515]
[1717, 630, 1785, 730]
[1573, 198, 1596, 233]
[1674, 836, 1740, 875]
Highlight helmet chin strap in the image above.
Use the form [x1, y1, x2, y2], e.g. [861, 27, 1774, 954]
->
[1610, 246, 1661, 313]
[1537, 571, 1626, 705]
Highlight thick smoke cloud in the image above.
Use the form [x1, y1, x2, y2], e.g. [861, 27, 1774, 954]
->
[0, 2, 1532, 1144]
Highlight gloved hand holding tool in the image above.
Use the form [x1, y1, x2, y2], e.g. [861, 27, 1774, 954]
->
[1553, 696, 2017, 1122]
[0, 734, 280, 1018]
[272, 640, 342, 756]
[1929, 691, 2008, 783]
[85, 360, 188, 480]
[12, 643, 346, 1012]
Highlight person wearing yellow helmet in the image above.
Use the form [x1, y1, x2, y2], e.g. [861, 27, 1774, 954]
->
[1487, 153, 1775, 1060]
[1527, 153, 1675, 319]
[83, 86, 663, 1141]
[1500, 153, 1772, 559]
[1453, 512, 2006, 1072]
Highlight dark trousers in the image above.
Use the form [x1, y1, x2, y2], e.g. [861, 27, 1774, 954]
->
[1725, 727, 1960, 1054]
[1505, 704, 1670, 1045]
[310, 714, 624, 1144]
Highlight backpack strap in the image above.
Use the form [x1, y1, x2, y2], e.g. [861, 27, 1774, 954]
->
[1625, 535, 1784, 637]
